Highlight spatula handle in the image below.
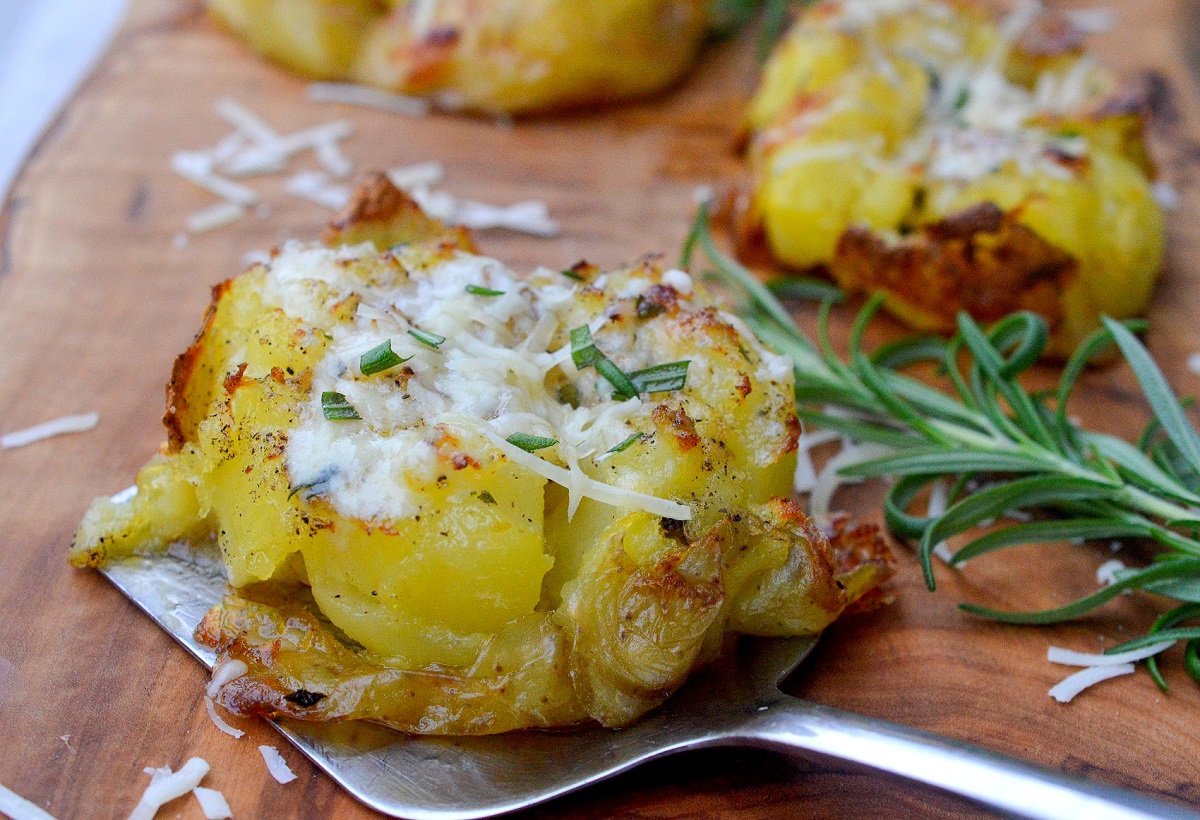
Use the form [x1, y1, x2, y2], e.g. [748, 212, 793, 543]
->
[736, 695, 1195, 819]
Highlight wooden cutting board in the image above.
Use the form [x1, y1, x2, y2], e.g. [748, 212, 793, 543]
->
[2, 0, 1200, 816]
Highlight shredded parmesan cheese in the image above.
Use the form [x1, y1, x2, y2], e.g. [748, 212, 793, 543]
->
[387, 162, 445, 191]
[0, 783, 58, 820]
[1095, 558, 1127, 586]
[110, 485, 138, 504]
[810, 442, 894, 519]
[204, 697, 245, 739]
[1048, 663, 1135, 703]
[315, 140, 353, 179]
[186, 202, 247, 234]
[257, 746, 297, 785]
[307, 82, 430, 117]
[215, 97, 280, 145]
[1151, 180, 1180, 211]
[191, 787, 232, 820]
[793, 429, 841, 494]
[1, 412, 99, 449]
[926, 480, 953, 562]
[284, 171, 351, 211]
[1188, 353, 1200, 376]
[1063, 7, 1116, 34]
[170, 152, 259, 206]
[478, 425, 691, 521]
[1048, 641, 1174, 667]
[207, 659, 249, 698]
[128, 758, 211, 820]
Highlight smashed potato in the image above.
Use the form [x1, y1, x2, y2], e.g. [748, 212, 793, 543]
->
[206, 0, 711, 115]
[744, 0, 1164, 354]
[73, 175, 890, 733]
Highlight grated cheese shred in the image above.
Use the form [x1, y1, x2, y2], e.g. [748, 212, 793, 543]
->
[1047, 641, 1175, 667]
[307, 82, 430, 117]
[191, 787, 232, 820]
[0, 783, 58, 820]
[1048, 663, 1135, 703]
[258, 746, 298, 785]
[204, 696, 245, 739]
[1, 413, 99, 449]
[128, 758, 211, 820]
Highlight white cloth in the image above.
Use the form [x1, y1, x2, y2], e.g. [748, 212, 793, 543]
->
[0, 0, 130, 203]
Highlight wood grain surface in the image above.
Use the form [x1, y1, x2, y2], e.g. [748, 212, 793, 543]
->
[2, 0, 1200, 817]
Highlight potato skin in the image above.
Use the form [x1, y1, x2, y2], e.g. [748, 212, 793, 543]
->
[745, 0, 1164, 355]
[206, 0, 710, 115]
[73, 178, 891, 733]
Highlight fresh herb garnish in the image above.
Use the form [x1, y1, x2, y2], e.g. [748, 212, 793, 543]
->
[570, 325, 605, 369]
[561, 269, 585, 282]
[758, 0, 795, 62]
[607, 432, 646, 454]
[689, 201, 1200, 689]
[478, 490, 497, 505]
[596, 358, 639, 400]
[360, 340, 411, 376]
[569, 324, 687, 399]
[627, 361, 690, 395]
[952, 87, 971, 112]
[408, 328, 446, 349]
[767, 275, 845, 304]
[321, 391, 360, 420]
[466, 284, 505, 297]
[506, 433, 558, 452]
[707, 0, 801, 62]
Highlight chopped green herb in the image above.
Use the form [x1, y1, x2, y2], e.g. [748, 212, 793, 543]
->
[570, 325, 604, 369]
[408, 328, 446, 349]
[568, 326, 685, 400]
[478, 490, 497, 505]
[627, 361, 690, 395]
[466, 284, 505, 297]
[288, 480, 323, 500]
[766, 276, 845, 304]
[360, 340, 411, 376]
[606, 432, 645, 454]
[952, 87, 970, 112]
[597, 358, 639, 400]
[506, 433, 558, 452]
[561, 269, 585, 282]
[321, 391, 360, 420]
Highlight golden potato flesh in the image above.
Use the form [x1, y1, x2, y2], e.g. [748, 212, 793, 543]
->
[745, 0, 1164, 355]
[73, 177, 891, 733]
[205, 0, 711, 115]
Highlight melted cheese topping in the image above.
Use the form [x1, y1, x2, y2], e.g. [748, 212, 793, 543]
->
[261, 244, 774, 524]
[774, 0, 1112, 190]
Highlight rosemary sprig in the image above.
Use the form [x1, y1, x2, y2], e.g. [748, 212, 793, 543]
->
[688, 203, 1200, 689]
[705, 0, 803, 61]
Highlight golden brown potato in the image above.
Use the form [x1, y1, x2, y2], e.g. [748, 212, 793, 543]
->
[206, 0, 711, 115]
[73, 175, 891, 733]
[744, 0, 1164, 355]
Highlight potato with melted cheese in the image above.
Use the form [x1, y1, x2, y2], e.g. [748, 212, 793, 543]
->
[744, 0, 1164, 355]
[205, 0, 711, 115]
[72, 175, 889, 733]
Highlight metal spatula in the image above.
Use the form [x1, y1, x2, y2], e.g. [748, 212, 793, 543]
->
[101, 549, 1195, 820]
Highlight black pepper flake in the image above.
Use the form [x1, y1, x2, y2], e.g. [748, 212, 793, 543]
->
[284, 689, 327, 708]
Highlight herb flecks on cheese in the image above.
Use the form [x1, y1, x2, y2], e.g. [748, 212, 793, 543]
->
[266, 243, 758, 524]
[72, 182, 892, 733]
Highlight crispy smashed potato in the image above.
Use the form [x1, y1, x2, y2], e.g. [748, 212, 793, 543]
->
[73, 174, 890, 733]
[744, 0, 1164, 354]
[205, 0, 711, 115]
